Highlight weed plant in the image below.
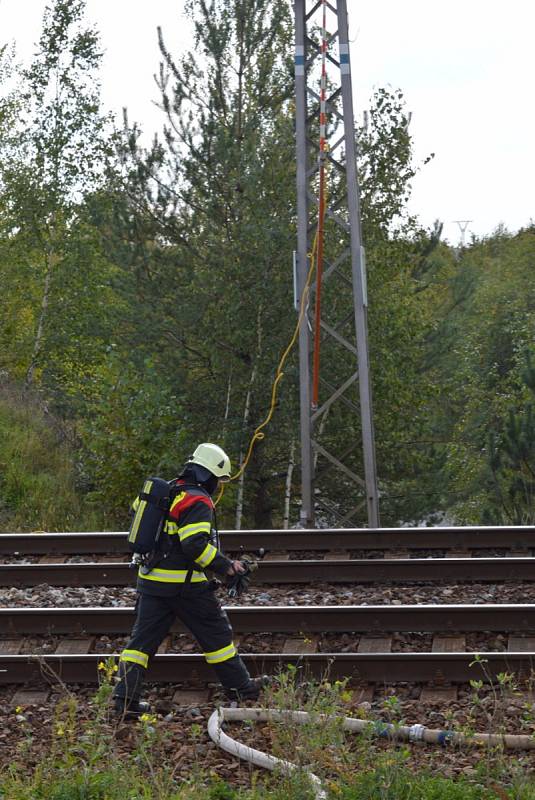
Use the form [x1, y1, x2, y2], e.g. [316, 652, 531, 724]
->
[1, 662, 535, 798]
[0, 385, 105, 531]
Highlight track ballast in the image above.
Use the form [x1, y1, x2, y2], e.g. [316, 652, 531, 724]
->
[1, 525, 534, 688]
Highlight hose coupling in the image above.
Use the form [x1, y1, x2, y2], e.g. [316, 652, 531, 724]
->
[408, 723, 425, 742]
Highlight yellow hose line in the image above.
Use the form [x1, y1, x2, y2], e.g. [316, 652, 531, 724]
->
[214, 155, 330, 508]
[214, 231, 320, 507]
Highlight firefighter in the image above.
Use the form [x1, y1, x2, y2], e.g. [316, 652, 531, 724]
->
[113, 442, 267, 717]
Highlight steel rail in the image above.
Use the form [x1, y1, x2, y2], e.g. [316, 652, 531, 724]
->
[1, 527, 534, 555]
[1, 605, 535, 635]
[1, 558, 535, 587]
[0, 651, 533, 685]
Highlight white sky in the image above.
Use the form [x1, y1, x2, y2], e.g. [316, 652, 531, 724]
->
[1, 0, 534, 244]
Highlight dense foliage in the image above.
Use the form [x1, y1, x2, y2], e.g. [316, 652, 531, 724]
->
[0, 0, 533, 531]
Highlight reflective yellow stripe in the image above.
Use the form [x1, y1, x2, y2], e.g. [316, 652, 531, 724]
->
[138, 568, 207, 583]
[166, 521, 178, 536]
[204, 643, 237, 664]
[196, 543, 217, 568]
[120, 649, 149, 668]
[128, 480, 153, 544]
[132, 497, 140, 512]
[169, 491, 186, 514]
[178, 521, 211, 542]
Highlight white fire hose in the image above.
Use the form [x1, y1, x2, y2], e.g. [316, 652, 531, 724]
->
[208, 706, 535, 800]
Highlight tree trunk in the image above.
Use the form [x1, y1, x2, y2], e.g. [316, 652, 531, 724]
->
[235, 364, 257, 530]
[222, 367, 233, 437]
[235, 306, 262, 530]
[283, 439, 296, 529]
[313, 405, 330, 471]
[25, 248, 57, 388]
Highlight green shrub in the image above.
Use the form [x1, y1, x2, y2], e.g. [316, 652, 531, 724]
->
[337, 761, 498, 800]
[0, 386, 105, 531]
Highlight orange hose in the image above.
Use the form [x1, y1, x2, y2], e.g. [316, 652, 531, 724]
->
[311, 0, 328, 410]
[312, 163, 326, 408]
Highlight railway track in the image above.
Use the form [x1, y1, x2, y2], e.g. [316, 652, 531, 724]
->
[1, 525, 535, 555]
[0, 604, 534, 685]
[1, 557, 535, 586]
[1, 526, 534, 690]
[1, 604, 535, 634]
[0, 652, 531, 684]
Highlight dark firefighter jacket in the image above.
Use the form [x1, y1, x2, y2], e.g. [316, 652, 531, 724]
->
[134, 481, 233, 597]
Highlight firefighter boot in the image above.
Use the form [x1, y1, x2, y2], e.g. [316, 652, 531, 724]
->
[113, 661, 151, 718]
[226, 674, 271, 702]
[114, 696, 152, 719]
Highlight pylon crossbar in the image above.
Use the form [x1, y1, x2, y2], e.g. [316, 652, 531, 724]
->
[313, 379, 360, 421]
[306, 88, 344, 122]
[324, 207, 350, 233]
[319, 320, 358, 355]
[325, 154, 346, 173]
[305, 50, 340, 73]
[306, 2, 322, 21]
[311, 370, 359, 422]
[305, 141, 346, 163]
[314, 494, 365, 526]
[312, 440, 367, 488]
[307, 192, 350, 233]
[305, 41, 341, 71]
[327, 247, 351, 282]
[327, 134, 345, 153]
[309, 250, 352, 294]
[337, 500, 367, 525]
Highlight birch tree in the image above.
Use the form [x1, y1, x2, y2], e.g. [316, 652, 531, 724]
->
[0, 0, 109, 390]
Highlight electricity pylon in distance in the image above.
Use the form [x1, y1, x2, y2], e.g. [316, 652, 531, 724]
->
[294, 0, 380, 528]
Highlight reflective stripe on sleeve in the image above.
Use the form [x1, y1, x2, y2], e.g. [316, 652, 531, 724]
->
[178, 521, 211, 542]
[138, 568, 207, 583]
[204, 643, 237, 664]
[195, 543, 217, 568]
[120, 649, 149, 668]
[166, 520, 178, 536]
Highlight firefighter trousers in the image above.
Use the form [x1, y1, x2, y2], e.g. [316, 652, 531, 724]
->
[113, 584, 252, 704]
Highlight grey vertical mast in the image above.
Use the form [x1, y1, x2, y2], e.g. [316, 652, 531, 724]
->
[294, 0, 314, 527]
[294, 0, 380, 528]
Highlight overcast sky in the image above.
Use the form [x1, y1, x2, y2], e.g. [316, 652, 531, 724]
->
[1, 0, 534, 244]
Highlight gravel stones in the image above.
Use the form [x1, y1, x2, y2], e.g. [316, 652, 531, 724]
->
[2, 579, 535, 609]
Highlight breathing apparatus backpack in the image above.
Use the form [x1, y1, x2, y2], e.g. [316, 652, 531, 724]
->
[127, 477, 172, 571]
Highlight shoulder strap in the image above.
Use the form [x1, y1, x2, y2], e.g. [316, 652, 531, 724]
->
[169, 485, 214, 517]
[138, 492, 170, 511]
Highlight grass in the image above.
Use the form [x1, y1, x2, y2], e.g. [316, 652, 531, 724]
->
[1, 663, 535, 799]
[0, 386, 106, 532]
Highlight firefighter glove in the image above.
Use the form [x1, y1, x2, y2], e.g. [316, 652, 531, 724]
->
[227, 558, 257, 598]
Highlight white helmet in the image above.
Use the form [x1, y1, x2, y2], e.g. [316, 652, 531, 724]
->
[187, 443, 231, 482]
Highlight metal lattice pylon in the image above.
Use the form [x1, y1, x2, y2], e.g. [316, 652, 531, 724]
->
[294, 0, 380, 528]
